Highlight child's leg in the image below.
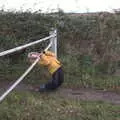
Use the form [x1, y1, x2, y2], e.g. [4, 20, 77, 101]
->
[40, 67, 64, 91]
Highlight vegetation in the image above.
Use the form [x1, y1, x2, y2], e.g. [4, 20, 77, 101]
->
[0, 10, 120, 89]
[0, 10, 120, 120]
[0, 91, 120, 120]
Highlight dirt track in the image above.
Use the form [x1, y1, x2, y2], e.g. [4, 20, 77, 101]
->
[0, 81, 120, 105]
[59, 88, 120, 105]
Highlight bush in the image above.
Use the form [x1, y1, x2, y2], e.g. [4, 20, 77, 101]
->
[0, 10, 120, 89]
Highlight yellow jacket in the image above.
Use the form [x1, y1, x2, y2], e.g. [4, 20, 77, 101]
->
[39, 51, 61, 74]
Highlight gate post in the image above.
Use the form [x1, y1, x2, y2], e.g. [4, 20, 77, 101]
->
[49, 29, 57, 57]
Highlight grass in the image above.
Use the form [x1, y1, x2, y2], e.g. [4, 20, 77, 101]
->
[0, 10, 120, 90]
[0, 54, 120, 90]
[0, 10, 120, 120]
[0, 91, 120, 120]
[60, 55, 120, 90]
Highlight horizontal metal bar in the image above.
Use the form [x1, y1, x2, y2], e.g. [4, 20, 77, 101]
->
[0, 42, 52, 103]
[0, 34, 56, 57]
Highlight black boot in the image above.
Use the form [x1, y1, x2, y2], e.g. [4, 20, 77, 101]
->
[39, 84, 47, 92]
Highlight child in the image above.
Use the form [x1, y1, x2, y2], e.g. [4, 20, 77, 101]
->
[28, 50, 64, 92]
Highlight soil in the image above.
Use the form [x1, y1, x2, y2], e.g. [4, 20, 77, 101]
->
[59, 88, 120, 105]
[0, 81, 120, 105]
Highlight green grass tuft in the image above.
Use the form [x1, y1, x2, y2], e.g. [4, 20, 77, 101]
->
[0, 91, 120, 120]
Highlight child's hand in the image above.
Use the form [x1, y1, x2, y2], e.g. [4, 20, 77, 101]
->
[28, 52, 41, 63]
[28, 52, 40, 59]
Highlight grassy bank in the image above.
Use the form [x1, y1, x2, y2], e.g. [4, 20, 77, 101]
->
[0, 91, 120, 120]
[0, 10, 120, 89]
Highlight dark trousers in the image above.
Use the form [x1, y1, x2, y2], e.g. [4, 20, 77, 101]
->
[45, 67, 64, 90]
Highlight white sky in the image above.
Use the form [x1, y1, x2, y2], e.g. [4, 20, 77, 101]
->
[0, 0, 120, 13]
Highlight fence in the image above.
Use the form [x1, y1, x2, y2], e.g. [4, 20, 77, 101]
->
[0, 29, 57, 102]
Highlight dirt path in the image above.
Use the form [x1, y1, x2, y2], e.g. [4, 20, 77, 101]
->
[59, 88, 120, 105]
[0, 81, 120, 105]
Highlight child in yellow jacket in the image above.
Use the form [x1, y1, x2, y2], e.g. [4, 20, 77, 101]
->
[28, 50, 64, 92]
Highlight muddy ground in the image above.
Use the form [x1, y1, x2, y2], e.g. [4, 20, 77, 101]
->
[0, 81, 120, 105]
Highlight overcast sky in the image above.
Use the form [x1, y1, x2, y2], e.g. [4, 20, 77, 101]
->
[0, 0, 120, 13]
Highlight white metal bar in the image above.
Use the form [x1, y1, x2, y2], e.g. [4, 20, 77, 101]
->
[49, 30, 57, 57]
[0, 42, 52, 103]
[54, 30, 57, 57]
[0, 57, 39, 103]
[0, 34, 56, 57]
[44, 41, 52, 51]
